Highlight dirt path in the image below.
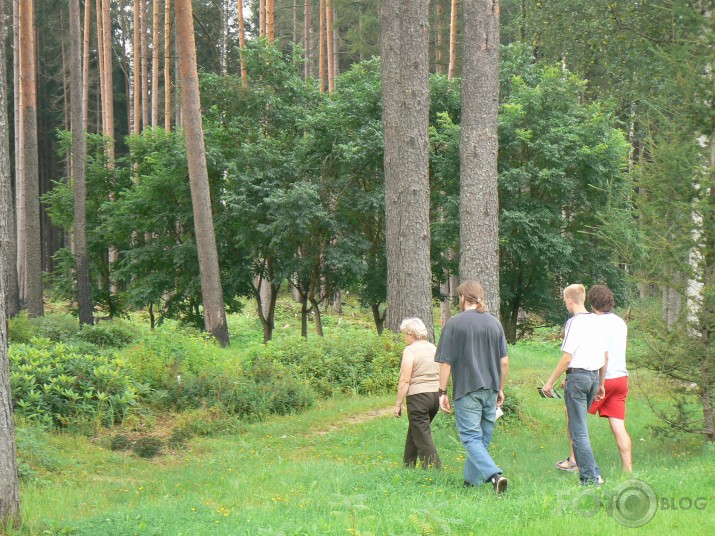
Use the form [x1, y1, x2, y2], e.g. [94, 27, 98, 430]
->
[311, 406, 394, 436]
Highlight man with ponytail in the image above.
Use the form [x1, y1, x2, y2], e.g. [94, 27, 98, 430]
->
[435, 280, 510, 494]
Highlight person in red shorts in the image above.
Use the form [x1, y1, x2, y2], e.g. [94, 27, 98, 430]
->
[555, 285, 633, 473]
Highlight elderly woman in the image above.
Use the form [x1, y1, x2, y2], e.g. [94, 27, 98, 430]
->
[394, 318, 442, 469]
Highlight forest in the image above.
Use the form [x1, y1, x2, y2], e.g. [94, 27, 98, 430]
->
[0, 0, 713, 532]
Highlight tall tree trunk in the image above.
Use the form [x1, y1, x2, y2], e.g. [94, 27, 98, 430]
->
[439, 278, 451, 326]
[256, 278, 279, 343]
[332, 7, 339, 79]
[304, 0, 310, 80]
[219, 0, 228, 74]
[266, 0, 274, 42]
[435, 0, 443, 74]
[381, 0, 433, 338]
[237, 0, 247, 87]
[371, 303, 385, 335]
[259, 0, 265, 37]
[174, 0, 230, 347]
[459, 0, 500, 316]
[20, 0, 43, 317]
[292, 0, 297, 45]
[164, 0, 171, 130]
[140, 0, 149, 130]
[69, 0, 94, 326]
[151, 0, 160, 127]
[13, 0, 25, 306]
[1, 0, 19, 319]
[133, 0, 141, 134]
[448, 0, 457, 80]
[326, 0, 334, 91]
[82, 0, 91, 133]
[319, 0, 326, 92]
[96, 0, 106, 134]
[101, 0, 114, 152]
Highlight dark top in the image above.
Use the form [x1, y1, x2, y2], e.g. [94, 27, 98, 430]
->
[434, 309, 508, 400]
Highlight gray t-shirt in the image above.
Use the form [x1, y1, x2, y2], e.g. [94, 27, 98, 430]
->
[435, 309, 508, 400]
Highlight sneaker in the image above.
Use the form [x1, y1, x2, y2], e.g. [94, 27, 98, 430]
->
[491, 475, 508, 495]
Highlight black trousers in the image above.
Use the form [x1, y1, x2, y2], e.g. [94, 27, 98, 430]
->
[404, 391, 442, 469]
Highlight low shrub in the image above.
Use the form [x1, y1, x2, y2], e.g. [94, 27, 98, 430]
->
[14, 420, 63, 480]
[249, 328, 403, 397]
[10, 340, 142, 428]
[75, 320, 141, 348]
[110, 434, 133, 451]
[9, 312, 80, 344]
[133, 436, 163, 458]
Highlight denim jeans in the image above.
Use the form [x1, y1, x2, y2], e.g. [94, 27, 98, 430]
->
[454, 389, 502, 485]
[565, 370, 601, 484]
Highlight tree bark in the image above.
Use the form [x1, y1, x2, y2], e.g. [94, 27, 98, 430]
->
[82, 0, 91, 133]
[304, 0, 310, 80]
[371, 303, 385, 335]
[133, 0, 141, 134]
[95, 0, 106, 133]
[69, 0, 94, 326]
[174, 0, 230, 347]
[266, 0, 275, 42]
[1, 0, 19, 319]
[259, 0, 265, 37]
[140, 0, 149, 130]
[13, 0, 24, 307]
[448, 0, 457, 80]
[20, 0, 43, 317]
[435, 0, 443, 74]
[101, 0, 115, 152]
[319, 0, 326, 92]
[237, 0, 247, 87]
[459, 0, 500, 317]
[326, 0, 334, 91]
[151, 0, 160, 127]
[164, 0, 171, 130]
[380, 0, 434, 338]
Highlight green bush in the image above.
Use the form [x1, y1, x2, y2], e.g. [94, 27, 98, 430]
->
[10, 340, 142, 428]
[74, 320, 141, 348]
[14, 420, 63, 480]
[9, 312, 80, 344]
[249, 329, 403, 397]
[110, 434, 133, 451]
[133, 436, 163, 458]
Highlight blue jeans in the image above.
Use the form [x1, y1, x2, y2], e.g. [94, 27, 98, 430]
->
[565, 370, 601, 484]
[454, 389, 502, 485]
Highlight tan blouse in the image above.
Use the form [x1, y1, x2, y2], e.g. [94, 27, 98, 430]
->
[405, 340, 440, 396]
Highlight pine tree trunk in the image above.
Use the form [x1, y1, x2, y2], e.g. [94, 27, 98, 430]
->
[151, 0, 160, 127]
[82, 0, 91, 133]
[435, 0, 443, 74]
[1, 0, 19, 319]
[133, 0, 141, 134]
[259, 0, 265, 37]
[164, 0, 171, 130]
[459, 0, 500, 316]
[13, 0, 25, 306]
[332, 7, 339, 79]
[266, 0, 275, 42]
[20, 0, 43, 317]
[69, 0, 94, 326]
[220, 0, 228, 74]
[381, 0, 433, 338]
[237, 0, 247, 87]
[140, 0, 149, 130]
[319, 0, 326, 92]
[101, 0, 115, 151]
[304, 0, 310, 80]
[174, 0, 230, 347]
[448, 0, 457, 80]
[371, 303, 385, 335]
[95, 0, 106, 133]
[326, 0, 334, 91]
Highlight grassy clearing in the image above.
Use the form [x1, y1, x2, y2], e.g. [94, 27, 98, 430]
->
[10, 335, 715, 535]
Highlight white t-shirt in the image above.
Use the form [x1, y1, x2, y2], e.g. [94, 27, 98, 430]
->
[596, 312, 628, 379]
[561, 312, 607, 371]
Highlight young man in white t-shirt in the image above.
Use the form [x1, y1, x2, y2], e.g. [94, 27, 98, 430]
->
[543, 284, 608, 486]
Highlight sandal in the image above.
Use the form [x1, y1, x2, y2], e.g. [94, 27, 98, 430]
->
[555, 457, 578, 472]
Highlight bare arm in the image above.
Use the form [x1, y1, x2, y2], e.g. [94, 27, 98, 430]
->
[543, 352, 573, 397]
[497, 356, 509, 407]
[438, 362, 452, 412]
[595, 351, 608, 400]
[394, 348, 414, 417]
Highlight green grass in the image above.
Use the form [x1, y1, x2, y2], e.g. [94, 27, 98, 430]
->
[11, 334, 715, 535]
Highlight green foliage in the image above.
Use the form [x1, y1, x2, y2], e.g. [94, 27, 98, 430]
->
[8, 312, 81, 344]
[14, 420, 63, 481]
[133, 436, 163, 459]
[10, 341, 141, 428]
[110, 434, 133, 452]
[77, 320, 141, 348]
[251, 328, 403, 397]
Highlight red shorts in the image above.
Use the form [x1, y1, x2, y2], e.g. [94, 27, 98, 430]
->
[589, 376, 628, 420]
